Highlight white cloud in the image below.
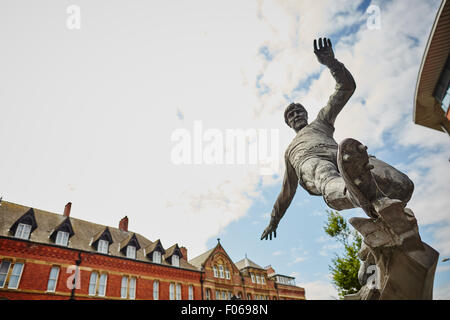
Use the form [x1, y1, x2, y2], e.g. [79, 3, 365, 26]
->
[300, 280, 339, 300]
[434, 284, 450, 300]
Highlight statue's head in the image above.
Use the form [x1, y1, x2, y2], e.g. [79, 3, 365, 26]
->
[284, 103, 308, 132]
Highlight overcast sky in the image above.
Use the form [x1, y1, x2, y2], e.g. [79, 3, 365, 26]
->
[1, 0, 449, 299]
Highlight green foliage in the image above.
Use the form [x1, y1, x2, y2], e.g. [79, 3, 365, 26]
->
[323, 210, 363, 299]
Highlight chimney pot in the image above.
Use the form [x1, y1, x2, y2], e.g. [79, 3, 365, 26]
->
[119, 216, 129, 232]
[63, 202, 72, 217]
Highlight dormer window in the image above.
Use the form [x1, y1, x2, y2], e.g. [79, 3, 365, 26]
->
[98, 239, 109, 254]
[126, 245, 136, 259]
[172, 254, 179, 267]
[153, 251, 162, 264]
[15, 223, 31, 240]
[55, 231, 69, 246]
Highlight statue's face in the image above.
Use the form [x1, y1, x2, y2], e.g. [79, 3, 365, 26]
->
[287, 107, 308, 132]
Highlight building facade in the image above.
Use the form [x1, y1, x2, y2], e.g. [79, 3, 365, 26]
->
[0, 200, 305, 300]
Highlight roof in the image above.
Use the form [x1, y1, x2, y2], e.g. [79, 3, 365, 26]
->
[414, 0, 450, 132]
[235, 256, 265, 271]
[0, 200, 198, 272]
[188, 248, 215, 270]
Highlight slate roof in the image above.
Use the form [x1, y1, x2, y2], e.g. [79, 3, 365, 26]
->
[188, 248, 215, 270]
[235, 256, 265, 270]
[0, 201, 198, 271]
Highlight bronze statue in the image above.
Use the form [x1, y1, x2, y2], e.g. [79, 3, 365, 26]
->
[260, 38, 438, 299]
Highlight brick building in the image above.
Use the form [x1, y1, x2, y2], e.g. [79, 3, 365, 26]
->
[0, 200, 305, 300]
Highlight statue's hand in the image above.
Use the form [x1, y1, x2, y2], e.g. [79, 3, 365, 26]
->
[261, 220, 278, 241]
[314, 37, 335, 66]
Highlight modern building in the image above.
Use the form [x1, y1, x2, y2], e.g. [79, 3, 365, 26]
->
[414, 0, 450, 135]
[0, 200, 305, 300]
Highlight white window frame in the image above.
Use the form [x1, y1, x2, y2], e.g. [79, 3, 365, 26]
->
[247, 293, 252, 300]
[121, 276, 128, 299]
[213, 266, 218, 277]
[153, 280, 159, 300]
[256, 274, 261, 284]
[98, 273, 108, 297]
[215, 290, 220, 300]
[205, 288, 211, 300]
[55, 231, 69, 246]
[153, 251, 161, 264]
[228, 291, 232, 300]
[8, 262, 24, 289]
[88, 272, 98, 296]
[221, 291, 226, 300]
[46, 266, 60, 292]
[250, 273, 255, 283]
[261, 275, 266, 284]
[88, 272, 98, 295]
[225, 268, 230, 279]
[169, 283, 175, 300]
[219, 265, 224, 278]
[188, 285, 194, 300]
[15, 223, 31, 240]
[172, 254, 180, 267]
[0, 260, 11, 288]
[129, 277, 136, 300]
[97, 239, 109, 254]
[126, 245, 136, 259]
[176, 283, 181, 300]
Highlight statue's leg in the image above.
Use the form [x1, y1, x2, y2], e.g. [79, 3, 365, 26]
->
[368, 156, 414, 204]
[300, 158, 355, 211]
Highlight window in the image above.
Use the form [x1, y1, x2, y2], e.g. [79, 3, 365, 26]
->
[0, 260, 11, 288]
[215, 290, 220, 300]
[205, 288, 211, 300]
[228, 291, 232, 300]
[55, 231, 69, 246]
[219, 265, 224, 278]
[221, 291, 226, 300]
[261, 276, 266, 284]
[188, 285, 194, 300]
[126, 246, 136, 259]
[47, 266, 60, 292]
[153, 281, 159, 300]
[153, 251, 161, 264]
[121, 276, 128, 298]
[247, 293, 252, 300]
[98, 274, 107, 296]
[172, 254, 180, 267]
[213, 266, 218, 277]
[256, 274, 261, 284]
[176, 283, 181, 300]
[225, 268, 230, 279]
[129, 277, 136, 299]
[169, 283, 175, 300]
[15, 223, 31, 240]
[89, 272, 98, 295]
[97, 240, 109, 254]
[250, 273, 255, 283]
[8, 262, 24, 289]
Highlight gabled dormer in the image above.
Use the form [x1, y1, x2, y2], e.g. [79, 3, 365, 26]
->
[9, 208, 38, 240]
[145, 239, 166, 264]
[91, 227, 113, 254]
[164, 244, 183, 267]
[119, 233, 141, 259]
[49, 217, 75, 247]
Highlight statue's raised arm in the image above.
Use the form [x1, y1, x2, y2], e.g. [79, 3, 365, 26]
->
[314, 38, 356, 126]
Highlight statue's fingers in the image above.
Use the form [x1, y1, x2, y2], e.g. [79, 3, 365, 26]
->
[274, 230, 277, 238]
[327, 38, 332, 48]
[313, 39, 318, 52]
[269, 232, 272, 241]
[319, 37, 324, 49]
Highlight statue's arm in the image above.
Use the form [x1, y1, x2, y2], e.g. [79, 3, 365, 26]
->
[261, 157, 298, 240]
[314, 38, 356, 126]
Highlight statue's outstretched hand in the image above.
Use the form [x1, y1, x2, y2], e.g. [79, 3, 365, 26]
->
[314, 37, 335, 66]
[261, 220, 277, 240]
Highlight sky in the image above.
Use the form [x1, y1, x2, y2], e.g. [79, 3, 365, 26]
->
[0, 0, 449, 299]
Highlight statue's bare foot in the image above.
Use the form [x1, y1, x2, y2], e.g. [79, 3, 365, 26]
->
[337, 138, 386, 218]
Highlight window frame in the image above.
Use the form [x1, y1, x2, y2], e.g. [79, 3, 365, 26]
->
[219, 265, 224, 278]
[55, 231, 70, 246]
[188, 285, 194, 300]
[98, 273, 108, 297]
[176, 283, 181, 300]
[250, 273, 255, 283]
[88, 272, 98, 296]
[0, 260, 11, 288]
[153, 280, 159, 300]
[129, 277, 136, 300]
[126, 245, 136, 259]
[172, 254, 180, 267]
[213, 266, 218, 278]
[97, 239, 109, 254]
[153, 250, 162, 264]
[46, 266, 60, 292]
[7, 262, 24, 289]
[121, 276, 128, 299]
[15, 223, 31, 240]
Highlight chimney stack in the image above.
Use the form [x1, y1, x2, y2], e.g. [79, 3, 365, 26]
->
[265, 265, 275, 276]
[63, 202, 72, 217]
[180, 246, 188, 261]
[119, 216, 129, 232]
